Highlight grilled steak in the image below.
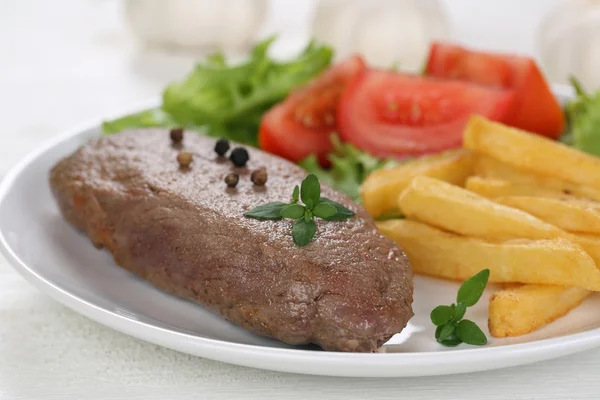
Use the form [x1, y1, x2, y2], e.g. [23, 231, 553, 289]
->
[49, 129, 413, 352]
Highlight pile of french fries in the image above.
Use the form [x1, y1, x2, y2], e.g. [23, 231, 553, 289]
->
[362, 115, 600, 338]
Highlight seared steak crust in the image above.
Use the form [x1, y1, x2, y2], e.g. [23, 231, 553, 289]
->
[49, 129, 413, 352]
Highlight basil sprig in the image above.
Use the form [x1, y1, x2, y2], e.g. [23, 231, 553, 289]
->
[431, 269, 490, 347]
[244, 174, 355, 246]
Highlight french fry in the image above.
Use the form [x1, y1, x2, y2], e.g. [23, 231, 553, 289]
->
[464, 115, 600, 191]
[360, 149, 473, 218]
[489, 285, 592, 337]
[376, 219, 600, 290]
[398, 176, 566, 241]
[572, 233, 600, 265]
[497, 196, 600, 235]
[465, 176, 573, 200]
[473, 155, 600, 201]
[501, 283, 523, 290]
[398, 177, 600, 268]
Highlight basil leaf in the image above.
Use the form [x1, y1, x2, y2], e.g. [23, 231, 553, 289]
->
[292, 218, 317, 246]
[318, 197, 355, 221]
[430, 305, 453, 326]
[440, 333, 462, 347]
[455, 319, 487, 346]
[301, 174, 321, 206]
[304, 212, 312, 223]
[435, 325, 443, 340]
[457, 269, 490, 307]
[437, 323, 455, 342]
[312, 203, 337, 219]
[453, 301, 467, 321]
[244, 202, 288, 220]
[292, 185, 300, 203]
[281, 204, 305, 220]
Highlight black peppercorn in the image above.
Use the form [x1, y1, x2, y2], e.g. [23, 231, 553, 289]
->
[170, 127, 184, 143]
[214, 139, 230, 156]
[177, 151, 193, 168]
[251, 168, 268, 186]
[224, 173, 239, 188]
[229, 147, 249, 167]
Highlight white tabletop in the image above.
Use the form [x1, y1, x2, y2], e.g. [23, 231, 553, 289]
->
[2, 1, 599, 399]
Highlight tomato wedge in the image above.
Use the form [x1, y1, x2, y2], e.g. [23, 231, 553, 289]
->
[425, 42, 565, 138]
[337, 70, 516, 159]
[259, 55, 366, 164]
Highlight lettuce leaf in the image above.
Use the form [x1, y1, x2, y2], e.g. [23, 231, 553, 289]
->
[566, 77, 600, 156]
[101, 109, 178, 134]
[298, 135, 397, 202]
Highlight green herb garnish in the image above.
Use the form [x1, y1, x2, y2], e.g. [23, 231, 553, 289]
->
[431, 269, 490, 347]
[102, 109, 180, 134]
[244, 174, 355, 246]
[565, 76, 600, 156]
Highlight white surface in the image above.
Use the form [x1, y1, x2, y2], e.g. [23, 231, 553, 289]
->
[2, 0, 600, 398]
[4, 111, 600, 378]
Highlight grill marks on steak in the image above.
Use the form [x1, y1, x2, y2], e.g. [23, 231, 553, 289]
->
[49, 129, 413, 352]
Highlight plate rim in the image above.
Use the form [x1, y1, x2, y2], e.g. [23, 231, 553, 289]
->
[3, 84, 599, 377]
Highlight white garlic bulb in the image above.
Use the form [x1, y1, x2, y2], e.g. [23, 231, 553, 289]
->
[124, 0, 267, 51]
[537, 0, 600, 90]
[311, 0, 450, 71]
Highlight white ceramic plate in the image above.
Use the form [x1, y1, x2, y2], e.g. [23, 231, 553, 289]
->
[3, 90, 600, 378]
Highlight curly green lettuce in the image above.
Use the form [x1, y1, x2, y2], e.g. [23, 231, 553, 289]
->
[298, 135, 397, 202]
[102, 109, 178, 134]
[565, 77, 600, 156]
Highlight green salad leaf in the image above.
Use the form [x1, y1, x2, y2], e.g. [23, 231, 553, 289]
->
[565, 77, 600, 156]
[102, 37, 333, 146]
[298, 135, 397, 202]
[102, 109, 179, 134]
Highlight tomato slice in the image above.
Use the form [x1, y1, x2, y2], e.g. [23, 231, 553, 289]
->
[337, 70, 516, 159]
[259, 55, 366, 164]
[425, 42, 565, 139]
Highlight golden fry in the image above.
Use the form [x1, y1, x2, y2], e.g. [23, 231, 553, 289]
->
[376, 219, 600, 291]
[398, 176, 565, 241]
[572, 233, 600, 266]
[489, 285, 592, 337]
[500, 283, 523, 290]
[464, 115, 600, 191]
[465, 176, 573, 200]
[397, 177, 600, 269]
[497, 196, 600, 235]
[473, 155, 600, 201]
[361, 149, 473, 218]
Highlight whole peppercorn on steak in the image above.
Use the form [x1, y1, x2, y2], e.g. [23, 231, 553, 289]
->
[49, 129, 413, 352]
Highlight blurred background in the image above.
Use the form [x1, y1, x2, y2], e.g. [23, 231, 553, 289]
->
[1, 0, 599, 174]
